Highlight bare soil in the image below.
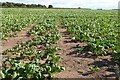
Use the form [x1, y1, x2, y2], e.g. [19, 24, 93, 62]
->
[0, 24, 34, 53]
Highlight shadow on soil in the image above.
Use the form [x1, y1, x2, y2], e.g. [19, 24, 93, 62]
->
[77, 58, 116, 77]
[88, 59, 116, 77]
[67, 45, 117, 78]
[68, 48, 97, 60]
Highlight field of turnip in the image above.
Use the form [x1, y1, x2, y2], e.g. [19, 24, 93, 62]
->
[0, 8, 120, 80]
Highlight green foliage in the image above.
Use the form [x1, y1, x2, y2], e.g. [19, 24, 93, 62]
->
[1, 58, 63, 80]
[62, 10, 118, 57]
[89, 65, 100, 72]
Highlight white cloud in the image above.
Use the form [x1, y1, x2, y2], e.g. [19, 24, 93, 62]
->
[85, 0, 119, 9]
[1, 0, 119, 9]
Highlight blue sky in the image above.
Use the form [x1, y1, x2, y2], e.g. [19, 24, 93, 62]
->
[1, 0, 119, 9]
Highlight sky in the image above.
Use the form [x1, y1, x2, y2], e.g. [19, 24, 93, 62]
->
[1, 0, 120, 9]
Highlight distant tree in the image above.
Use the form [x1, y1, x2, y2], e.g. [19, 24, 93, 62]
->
[6, 2, 14, 7]
[78, 7, 81, 9]
[0, 2, 1, 5]
[48, 5, 53, 8]
[26, 4, 30, 8]
[1, 2, 47, 8]
[38, 4, 42, 7]
[97, 8, 102, 10]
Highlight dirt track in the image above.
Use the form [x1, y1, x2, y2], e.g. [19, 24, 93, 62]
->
[0, 24, 34, 53]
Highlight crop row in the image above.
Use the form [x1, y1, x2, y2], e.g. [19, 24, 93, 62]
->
[1, 15, 63, 79]
[61, 10, 120, 67]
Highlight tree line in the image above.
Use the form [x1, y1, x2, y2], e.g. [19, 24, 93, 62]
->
[1, 2, 48, 8]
